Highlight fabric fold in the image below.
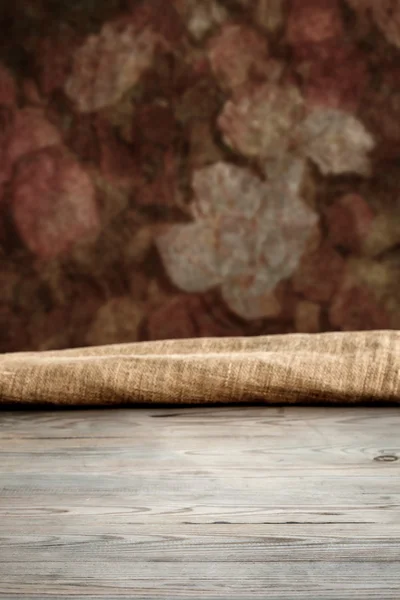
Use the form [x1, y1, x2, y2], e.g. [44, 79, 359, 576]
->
[0, 331, 399, 406]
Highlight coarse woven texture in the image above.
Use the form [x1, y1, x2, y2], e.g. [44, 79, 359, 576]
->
[0, 331, 399, 406]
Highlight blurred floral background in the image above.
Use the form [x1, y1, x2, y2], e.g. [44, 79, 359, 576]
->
[0, 0, 399, 352]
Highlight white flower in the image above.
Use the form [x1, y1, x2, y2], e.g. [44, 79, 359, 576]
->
[156, 161, 318, 319]
[65, 20, 157, 112]
[300, 108, 375, 176]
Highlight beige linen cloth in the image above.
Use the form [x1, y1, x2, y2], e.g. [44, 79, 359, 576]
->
[0, 331, 399, 406]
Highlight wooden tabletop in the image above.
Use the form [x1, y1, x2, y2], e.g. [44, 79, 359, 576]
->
[0, 406, 399, 599]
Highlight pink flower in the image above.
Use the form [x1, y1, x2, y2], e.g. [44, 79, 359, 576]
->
[287, 0, 344, 47]
[129, 0, 184, 46]
[11, 146, 100, 259]
[6, 108, 62, 166]
[134, 103, 178, 146]
[208, 23, 270, 90]
[301, 44, 368, 112]
[330, 280, 390, 331]
[146, 293, 247, 340]
[329, 257, 396, 330]
[293, 241, 345, 303]
[0, 107, 62, 203]
[326, 193, 374, 253]
[156, 160, 317, 319]
[287, 1, 367, 112]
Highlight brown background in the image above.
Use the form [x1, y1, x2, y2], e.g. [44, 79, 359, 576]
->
[0, 0, 399, 353]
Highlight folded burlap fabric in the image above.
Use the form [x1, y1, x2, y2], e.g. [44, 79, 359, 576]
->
[0, 331, 398, 406]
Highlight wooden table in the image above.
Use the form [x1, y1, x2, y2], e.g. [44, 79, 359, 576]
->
[0, 406, 399, 599]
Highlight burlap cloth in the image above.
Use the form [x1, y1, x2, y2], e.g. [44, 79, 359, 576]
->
[0, 331, 398, 406]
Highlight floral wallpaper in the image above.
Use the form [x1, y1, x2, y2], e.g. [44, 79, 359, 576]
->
[0, 0, 399, 352]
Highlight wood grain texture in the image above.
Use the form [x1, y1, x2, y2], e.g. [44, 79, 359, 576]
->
[0, 406, 399, 599]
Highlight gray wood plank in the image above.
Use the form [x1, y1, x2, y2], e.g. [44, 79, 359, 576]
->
[0, 562, 400, 599]
[0, 406, 399, 599]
